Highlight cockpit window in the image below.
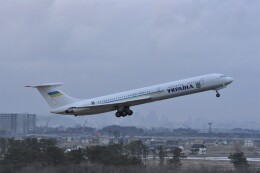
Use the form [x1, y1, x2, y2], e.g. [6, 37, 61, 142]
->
[220, 75, 226, 78]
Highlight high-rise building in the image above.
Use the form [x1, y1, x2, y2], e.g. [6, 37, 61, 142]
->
[0, 113, 36, 136]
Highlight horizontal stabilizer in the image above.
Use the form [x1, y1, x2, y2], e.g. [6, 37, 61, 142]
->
[25, 83, 64, 88]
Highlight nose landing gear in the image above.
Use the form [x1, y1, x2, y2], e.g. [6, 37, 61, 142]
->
[216, 91, 220, 97]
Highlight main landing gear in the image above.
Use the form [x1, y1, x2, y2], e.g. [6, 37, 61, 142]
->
[216, 90, 220, 97]
[115, 106, 133, 118]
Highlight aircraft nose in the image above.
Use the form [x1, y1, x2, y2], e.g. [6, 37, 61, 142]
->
[225, 77, 233, 85]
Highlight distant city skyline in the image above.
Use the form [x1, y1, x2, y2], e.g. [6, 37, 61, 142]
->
[34, 110, 260, 130]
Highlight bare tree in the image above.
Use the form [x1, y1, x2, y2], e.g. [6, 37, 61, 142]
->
[157, 146, 167, 166]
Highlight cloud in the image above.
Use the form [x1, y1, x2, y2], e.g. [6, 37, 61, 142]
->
[0, 0, 259, 128]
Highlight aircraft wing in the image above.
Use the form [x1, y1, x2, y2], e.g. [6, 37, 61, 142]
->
[77, 95, 152, 110]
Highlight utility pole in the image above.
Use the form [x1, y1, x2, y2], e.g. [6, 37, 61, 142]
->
[208, 122, 213, 133]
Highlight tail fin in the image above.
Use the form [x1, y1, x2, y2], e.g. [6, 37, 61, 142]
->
[26, 83, 80, 109]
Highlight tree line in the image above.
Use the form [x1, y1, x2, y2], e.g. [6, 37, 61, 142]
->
[0, 138, 253, 173]
[0, 138, 148, 170]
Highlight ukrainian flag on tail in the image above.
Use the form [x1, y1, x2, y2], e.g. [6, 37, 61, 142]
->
[48, 91, 63, 97]
[25, 83, 79, 109]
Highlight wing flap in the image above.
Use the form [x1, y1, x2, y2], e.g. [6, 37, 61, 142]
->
[77, 96, 152, 110]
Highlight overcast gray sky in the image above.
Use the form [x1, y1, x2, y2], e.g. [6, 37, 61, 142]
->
[0, 0, 259, 129]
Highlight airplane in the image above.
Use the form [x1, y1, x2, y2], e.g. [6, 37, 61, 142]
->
[26, 73, 233, 117]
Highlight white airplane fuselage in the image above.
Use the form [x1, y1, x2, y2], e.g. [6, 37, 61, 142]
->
[45, 73, 233, 117]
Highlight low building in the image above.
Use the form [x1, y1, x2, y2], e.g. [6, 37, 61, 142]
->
[190, 144, 206, 155]
[99, 137, 110, 145]
[245, 139, 254, 147]
[150, 139, 167, 147]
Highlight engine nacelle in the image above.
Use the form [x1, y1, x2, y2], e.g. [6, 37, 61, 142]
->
[65, 108, 75, 114]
